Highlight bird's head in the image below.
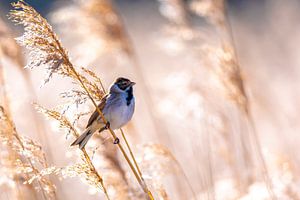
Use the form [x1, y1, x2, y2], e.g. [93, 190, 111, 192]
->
[110, 77, 135, 93]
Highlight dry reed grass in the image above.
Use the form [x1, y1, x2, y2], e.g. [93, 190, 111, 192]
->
[1, 0, 299, 199]
[0, 12, 57, 176]
[0, 17, 56, 200]
[0, 106, 56, 200]
[191, 1, 275, 198]
[156, 0, 276, 199]
[9, 1, 154, 199]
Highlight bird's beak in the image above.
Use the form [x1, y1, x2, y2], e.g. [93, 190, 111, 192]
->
[129, 81, 136, 86]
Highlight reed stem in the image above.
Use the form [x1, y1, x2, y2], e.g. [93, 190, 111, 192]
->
[81, 148, 111, 200]
[219, 2, 276, 199]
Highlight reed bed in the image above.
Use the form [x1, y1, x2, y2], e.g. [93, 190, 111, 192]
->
[0, 0, 300, 199]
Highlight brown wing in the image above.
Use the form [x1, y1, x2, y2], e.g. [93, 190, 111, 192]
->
[86, 94, 108, 128]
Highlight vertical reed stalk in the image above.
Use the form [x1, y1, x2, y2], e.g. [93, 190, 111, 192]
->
[120, 128, 142, 176]
[217, 1, 276, 199]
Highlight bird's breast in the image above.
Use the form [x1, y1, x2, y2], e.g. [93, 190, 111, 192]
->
[103, 95, 135, 130]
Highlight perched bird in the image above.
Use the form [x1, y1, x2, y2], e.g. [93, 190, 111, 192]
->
[71, 77, 135, 149]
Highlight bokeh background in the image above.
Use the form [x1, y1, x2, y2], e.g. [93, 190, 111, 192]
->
[1, 0, 300, 199]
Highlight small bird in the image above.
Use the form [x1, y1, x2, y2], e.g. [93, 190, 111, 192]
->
[71, 77, 135, 149]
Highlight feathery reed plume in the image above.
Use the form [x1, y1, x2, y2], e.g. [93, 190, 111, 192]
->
[34, 105, 110, 199]
[35, 105, 132, 200]
[0, 106, 56, 200]
[9, 1, 154, 199]
[156, 0, 270, 198]
[190, 0, 248, 113]
[156, 0, 220, 198]
[0, 63, 37, 200]
[0, 114, 37, 200]
[0, 22, 53, 199]
[0, 16, 58, 185]
[200, 44, 248, 112]
[190, 0, 275, 198]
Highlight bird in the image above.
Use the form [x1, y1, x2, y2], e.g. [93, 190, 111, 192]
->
[71, 77, 135, 149]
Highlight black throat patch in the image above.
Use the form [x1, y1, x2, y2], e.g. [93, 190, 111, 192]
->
[126, 87, 133, 106]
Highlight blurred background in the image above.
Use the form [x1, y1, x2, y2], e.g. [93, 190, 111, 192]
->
[1, 0, 300, 199]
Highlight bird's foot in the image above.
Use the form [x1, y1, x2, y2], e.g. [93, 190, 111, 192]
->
[113, 137, 120, 144]
[98, 122, 111, 133]
[105, 122, 110, 129]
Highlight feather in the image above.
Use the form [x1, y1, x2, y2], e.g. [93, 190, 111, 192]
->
[71, 129, 92, 149]
[86, 94, 108, 128]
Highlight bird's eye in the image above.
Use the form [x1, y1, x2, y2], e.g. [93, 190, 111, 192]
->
[117, 82, 128, 90]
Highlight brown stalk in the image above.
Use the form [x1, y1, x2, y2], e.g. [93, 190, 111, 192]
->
[67, 117, 110, 199]
[81, 148, 111, 200]
[120, 128, 142, 177]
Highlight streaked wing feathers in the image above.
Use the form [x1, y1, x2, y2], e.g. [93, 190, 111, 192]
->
[86, 94, 108, 128]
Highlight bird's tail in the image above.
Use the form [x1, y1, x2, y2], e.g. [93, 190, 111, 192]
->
[71, 128, 93, 149]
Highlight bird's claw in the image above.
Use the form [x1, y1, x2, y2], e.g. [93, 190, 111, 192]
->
[113, 137, 120, 144]
[98, 122, 111, 133]
[105, 122, 110, 129]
